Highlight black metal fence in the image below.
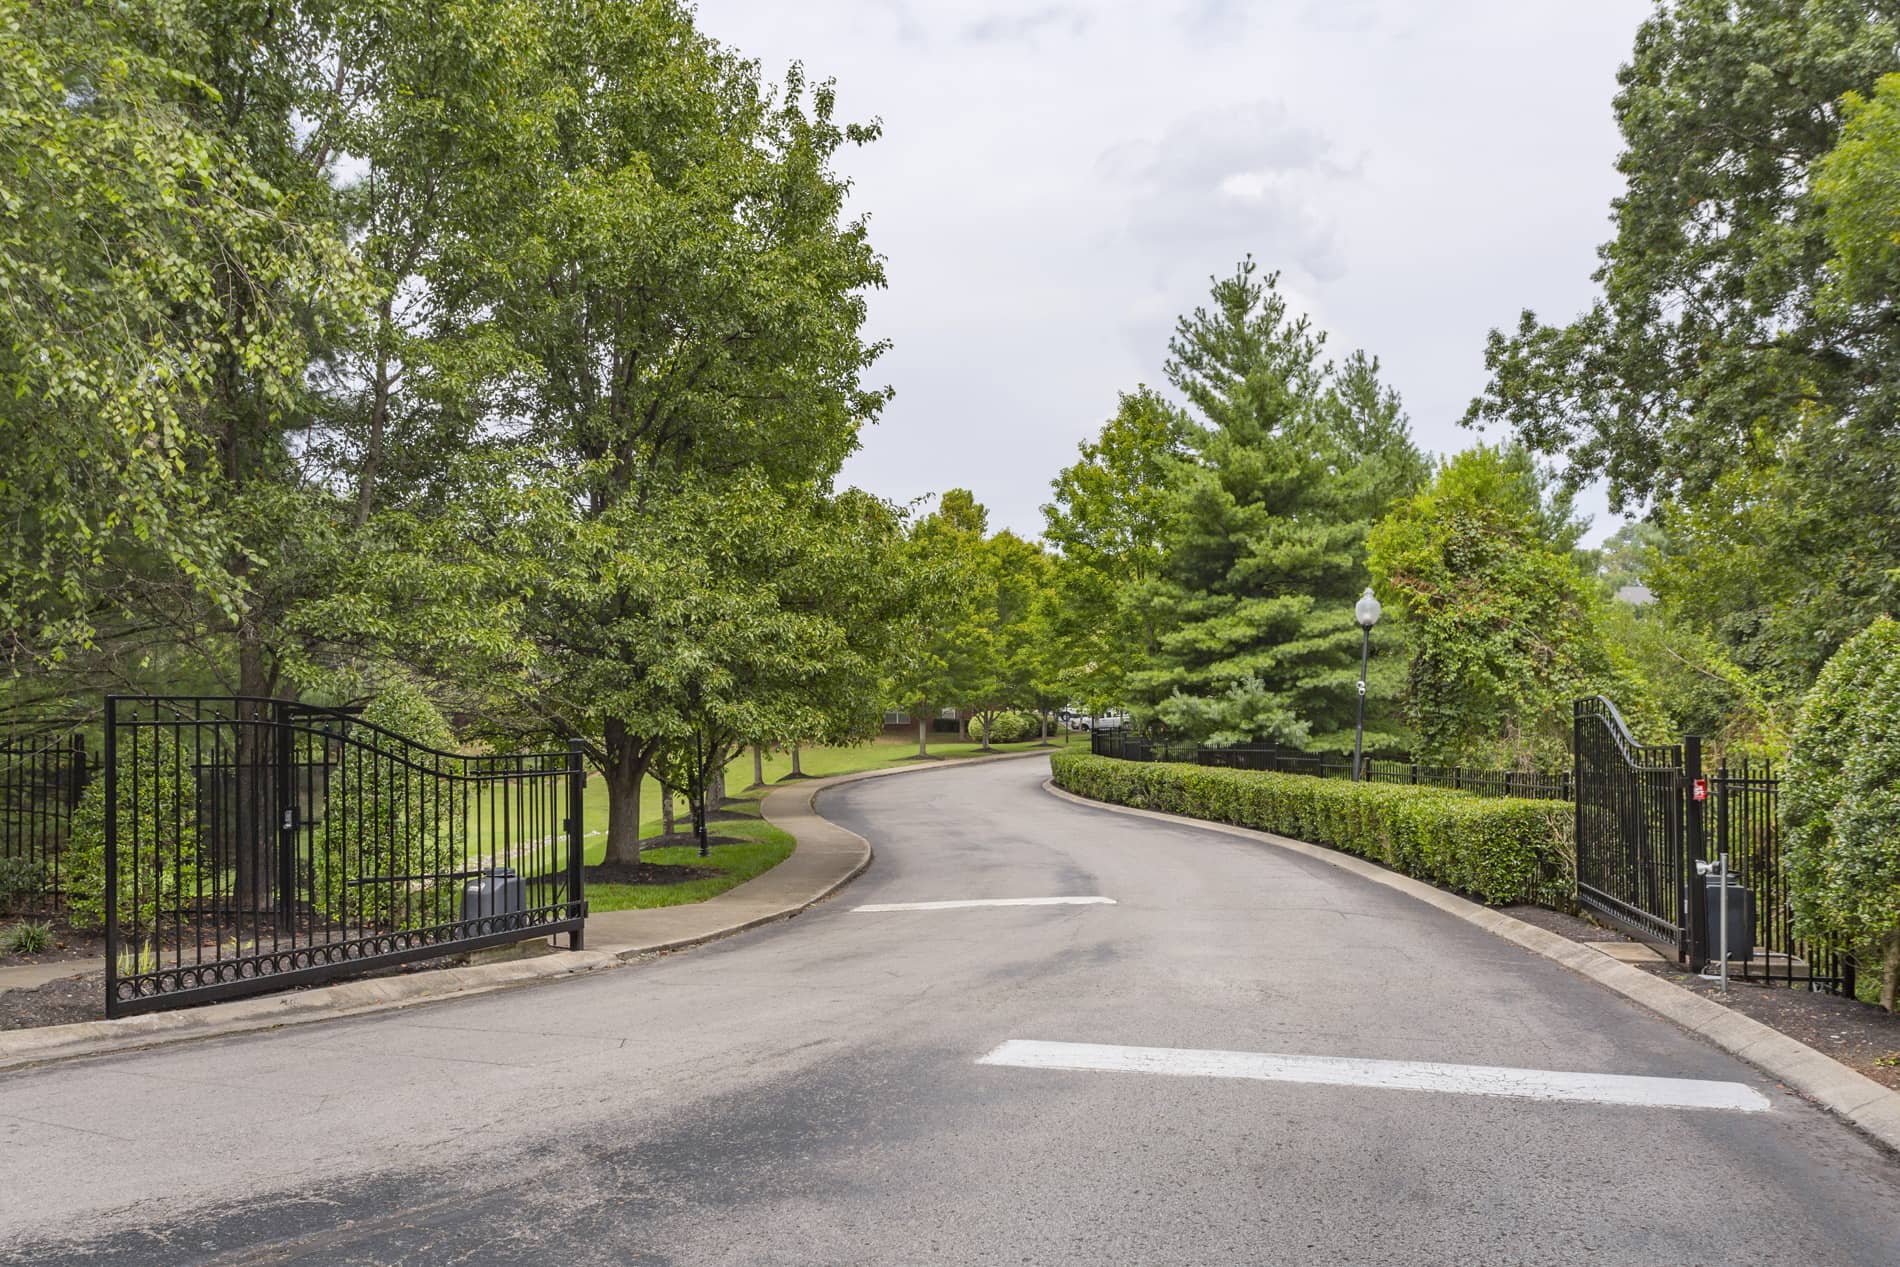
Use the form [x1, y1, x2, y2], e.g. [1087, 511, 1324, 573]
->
[0, 729, 89, 915]
[1088, 730, 1570, 801]
[1571, 697, 1853, 995]
[1706, 755, 1854, 993]
[103, 697, 586, 1016]
[1091, 710, 1854, 995]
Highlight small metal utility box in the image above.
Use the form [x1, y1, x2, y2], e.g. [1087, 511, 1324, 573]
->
[1704, 872, 1756, 963]
[461, 866, 526, 929]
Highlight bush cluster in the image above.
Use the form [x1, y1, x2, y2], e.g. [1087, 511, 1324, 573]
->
[972, 710, 1042, 743]
[1050, 751, 1573, 906]
[0, 856, 46, 914]
[1784, 616, 1900, 1009]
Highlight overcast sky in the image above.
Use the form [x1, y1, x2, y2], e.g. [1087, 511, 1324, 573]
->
[694, 0, 1654, 545]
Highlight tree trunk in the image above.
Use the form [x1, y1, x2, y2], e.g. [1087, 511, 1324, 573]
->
[1039, 709, 1050, 744]
[979, 710, 992, 752]
[602, 721, 647, 866]
[957, 713, 968, 743]
[916, 717, 929, 759]
[708, 763, 727, 809]
[749, 744, 766, 790]
[662, 788, 676, 835]
[233, 625, 277, 912]
[1883, 928, 1900, 1013]
[789, 741, 804, 777]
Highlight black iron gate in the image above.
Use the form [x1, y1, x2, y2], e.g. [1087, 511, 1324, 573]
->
[104, 697, 586, 1016]
[1573, 696, 1689, 955]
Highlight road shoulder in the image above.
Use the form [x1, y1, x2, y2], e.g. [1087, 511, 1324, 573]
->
[1040, 775, 1900, 1155]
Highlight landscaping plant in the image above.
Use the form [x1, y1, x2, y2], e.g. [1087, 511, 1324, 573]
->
[1785, 616, 1900, 1010]
[64, 729, 201, 936]
[3, 921, 53, 955]
[1051, 750, 1572, 907]
[0, 856, 46, 914]
[314, 681, 464, 932]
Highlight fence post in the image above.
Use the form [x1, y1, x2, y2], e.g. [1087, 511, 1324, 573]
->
[567, 738, 587, 951]
[1572, 701, 1584, 910]
[103, 700, 120, 1018]
[273, 699, 297, 931]
[1683, 734, 1705, 970]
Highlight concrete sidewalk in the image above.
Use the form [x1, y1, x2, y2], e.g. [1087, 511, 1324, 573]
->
[0, 749, 1046, 1071]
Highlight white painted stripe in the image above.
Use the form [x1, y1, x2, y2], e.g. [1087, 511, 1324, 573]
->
[977, 1039, 1771, 1113]
[852, 897, 1117, 913]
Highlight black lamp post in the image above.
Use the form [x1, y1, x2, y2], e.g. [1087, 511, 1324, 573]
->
[1352, 587, 1382, 782]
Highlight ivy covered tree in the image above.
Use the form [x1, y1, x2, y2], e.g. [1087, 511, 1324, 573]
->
[1367, 445, 1641, 769]
[1133, 260, 1424, 748]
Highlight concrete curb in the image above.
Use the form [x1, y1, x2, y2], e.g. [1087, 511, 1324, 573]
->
[0, 748, 1051, 1073]
[1041, 776, 1900, 1154]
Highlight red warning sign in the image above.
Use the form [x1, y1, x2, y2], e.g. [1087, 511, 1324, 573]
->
[1692, 777, 1709, 802]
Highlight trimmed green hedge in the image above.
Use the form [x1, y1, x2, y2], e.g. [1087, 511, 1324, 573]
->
[1050, 751, 1573, 906]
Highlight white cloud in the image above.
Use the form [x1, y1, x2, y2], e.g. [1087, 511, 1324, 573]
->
[692, 0, 1653, 544]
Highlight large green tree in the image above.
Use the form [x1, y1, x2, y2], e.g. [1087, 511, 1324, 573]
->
[1135, 260, 1424, 748]
[1, 0, 366, 665]
[1467, 0, 1900, 689]
[448, 1, 885, 857]
[1041, 387, 1189, 716]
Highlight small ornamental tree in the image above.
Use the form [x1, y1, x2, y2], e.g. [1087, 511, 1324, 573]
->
[1785, 616, 1900, 1010]
[66, 729, 201, 938]
[317, 680, 463, 931]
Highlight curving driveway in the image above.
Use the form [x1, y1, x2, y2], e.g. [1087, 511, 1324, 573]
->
[2, 756, 1898, 1265]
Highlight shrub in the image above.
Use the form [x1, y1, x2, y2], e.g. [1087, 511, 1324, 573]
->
[1785, 617, 1900, 1010]
[1049, 750, 1573, 906]
[65, 728, 202, 935]
[973, 711, 1041, 744]
[0, 856, 46, 913]
[3, 920, 53, 955]
[314, 681, 464, 931]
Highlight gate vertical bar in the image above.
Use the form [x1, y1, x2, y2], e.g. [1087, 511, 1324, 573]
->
[103, 699, 120, 1018]
[274, 699, 296, 932]
[567, 738, 586, 951]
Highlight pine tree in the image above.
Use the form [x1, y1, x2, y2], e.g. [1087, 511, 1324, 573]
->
[1135, 260, 1422, 749]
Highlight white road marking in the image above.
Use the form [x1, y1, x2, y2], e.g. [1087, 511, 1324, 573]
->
[977, 1039, 1771, 1113]
[852, 897, 1117, 913]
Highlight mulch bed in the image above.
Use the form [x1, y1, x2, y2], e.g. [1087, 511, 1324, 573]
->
[0, 971, 100, 1031]
[584, 859, 722, 886]
[1632, 961, 1900, 1091]
[1500, 904, 1900, 1091]
[1500, 904, 1636, 943]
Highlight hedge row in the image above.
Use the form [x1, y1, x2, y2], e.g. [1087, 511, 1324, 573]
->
[1050, 751, 1574, 906]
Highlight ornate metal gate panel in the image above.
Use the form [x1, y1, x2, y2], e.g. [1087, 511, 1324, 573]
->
[1573, 697, 1686, 954]
[104, 697, 585, 1016]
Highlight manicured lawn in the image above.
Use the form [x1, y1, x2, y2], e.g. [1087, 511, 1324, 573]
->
[584, 823, 796, 913]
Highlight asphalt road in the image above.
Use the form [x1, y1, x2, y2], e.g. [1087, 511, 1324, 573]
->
[3, 756, 1899, 1265]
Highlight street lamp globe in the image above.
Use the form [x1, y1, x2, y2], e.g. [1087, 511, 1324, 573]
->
[1355, 588, 1382, 630]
